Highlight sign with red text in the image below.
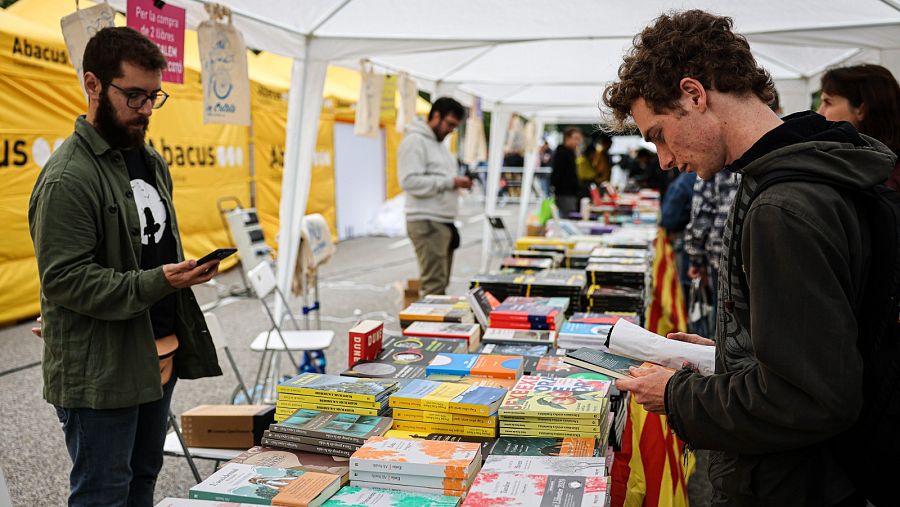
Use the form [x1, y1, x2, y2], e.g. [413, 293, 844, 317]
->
[127, 0, 185, 84]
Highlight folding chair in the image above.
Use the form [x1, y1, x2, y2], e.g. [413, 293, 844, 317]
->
[163, 312, 252, 483]
[246, 262, 334, 404]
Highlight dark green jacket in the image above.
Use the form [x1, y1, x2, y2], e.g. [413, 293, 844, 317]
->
[29, 117, 222, 410]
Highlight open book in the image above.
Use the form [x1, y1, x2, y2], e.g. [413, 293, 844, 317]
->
[563, 319, 715, 378]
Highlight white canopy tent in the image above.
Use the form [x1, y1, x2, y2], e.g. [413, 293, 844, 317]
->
[105, 0, 900, 313]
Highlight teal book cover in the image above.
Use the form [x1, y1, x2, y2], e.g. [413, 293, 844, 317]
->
[270, 409, 392, 445]
[322, 486, 459, 507]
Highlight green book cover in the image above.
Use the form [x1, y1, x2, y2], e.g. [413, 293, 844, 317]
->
[490, 437, 605, 457]
[563, 347, 644, 379]
[270, 409, 392, 445]
[322, 485, 459, 507]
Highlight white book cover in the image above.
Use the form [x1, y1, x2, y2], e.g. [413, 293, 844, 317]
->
[349, 469, 475, 490]
[462, 474, 608, 506]
[608, 319, 714, 375]
[350, 437, 481, 479]
[480, 456, 607, 477]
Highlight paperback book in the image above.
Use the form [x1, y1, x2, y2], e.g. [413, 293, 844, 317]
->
[425, 353, 524, 380]
[490, 437, 606, 457]
[225, 446, 349, 484]
[462, 473, 608, 507]
[481, 328, 555, 346]
[350, 437, 481, 479]
[499, 376, 611, 419]
[261, 437, 355, 458]
[391, 420, 496, 438]
[391, 407, 497, 428]
[480, 455, 608, 477]
[348, 320, 383, 368]
[277, 373, 397, 403]
[389, 379, 506, 416]
[188, 463, 341, 506]
[320, 486, 459, 507]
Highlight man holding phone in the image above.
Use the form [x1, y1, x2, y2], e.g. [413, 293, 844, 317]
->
[28, 27, 222, 506]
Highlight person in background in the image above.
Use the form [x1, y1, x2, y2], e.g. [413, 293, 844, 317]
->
[818, 64, 900, 188]
[536, 140, 553, 197]
[550, 127, 582, 217]
[399, 97, 470, 296]
[28, 27, 222, 507]
[592, 133, 614, 183]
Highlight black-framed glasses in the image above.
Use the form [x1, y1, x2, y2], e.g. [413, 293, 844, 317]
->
[106, 82, 169, 110]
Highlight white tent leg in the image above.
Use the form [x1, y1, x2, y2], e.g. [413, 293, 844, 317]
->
[516, 119, 545, 239]
[275, 47, 328, 323]
[480, 108, 512, 272]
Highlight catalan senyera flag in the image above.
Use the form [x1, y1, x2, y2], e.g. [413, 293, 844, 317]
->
[611, 229, 694, 507]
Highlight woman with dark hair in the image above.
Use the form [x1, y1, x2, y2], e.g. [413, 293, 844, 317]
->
[818, 64, 900, 188]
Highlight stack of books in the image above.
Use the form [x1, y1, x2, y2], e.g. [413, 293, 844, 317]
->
[499, 256, 553, 273]
[589, 246, 651, 263]
[585, 262, 647, 289]
[350, 437, 482, 498]
[275, 373, 397, 422]
[477, 342, 549, 358]
[343, 335, 468, 379]
[462, 472, 608, 506]
[321, 486, 460, 507]
[498, 376, 612, 443]
[399, 298, 474, 328]
[515, 269, 588, 314]
[511, 249, 563, 267]
[401, 322, 481, 352]
[482, 327, 556, 346]
[563, 241, 596, 269]
[489, 296, 567, 330]
[388, 379, 506, 438]
[262, 409, 393, 459]
[582, 284, 644, 313]
[514, 237, 575, 252]
[188, 463, 341, 505]
[224, 445, 352, 485]
[425, 353, 524, 380]
[470, 272, 522, 302]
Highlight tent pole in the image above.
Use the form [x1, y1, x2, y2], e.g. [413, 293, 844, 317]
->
[480, 107, 512, 272]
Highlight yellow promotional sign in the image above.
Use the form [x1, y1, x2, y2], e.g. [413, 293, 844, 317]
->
[252, 81, 338, 252]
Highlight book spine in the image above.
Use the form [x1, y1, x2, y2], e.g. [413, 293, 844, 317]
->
[275, 387, 378, 403]
[349, 332, 365, 368]
[349, 458, 470, 480]
[349, 470, 470, 490]
[498, 410, 602, 421]
[189, 491, 245, 503]
[263, 430, 361, 451]
[499, 421, 602, 432]
[269, 424, 368, 446]
[498, 427, 603, 438]
[392, 420, 496, 438]
[349, 480, 467, 497]
[261, 437, 353, 458]
[277, 394, 385, 409]
[449, 402, 491, 417]
[276, 402, 382, 417]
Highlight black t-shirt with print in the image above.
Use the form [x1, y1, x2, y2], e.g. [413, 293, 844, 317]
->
[123, 148, 178, 338]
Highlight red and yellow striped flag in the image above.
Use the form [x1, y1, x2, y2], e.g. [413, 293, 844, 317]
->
[611, 229, 694, 507]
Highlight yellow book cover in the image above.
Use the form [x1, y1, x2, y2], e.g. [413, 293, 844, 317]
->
[392, 408, 497, 428]
[276, 373, 396, 403]
[275, 403, 384, 417]
[392, 420, 497, 438]
[277, 392, 384, 409]
[499, 427, 603, 438]
[389, 379, 506, 417]
[499, 375, 610, 419]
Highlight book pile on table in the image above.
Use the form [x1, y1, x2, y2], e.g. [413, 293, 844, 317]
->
[343, 335, 467, 379]
[350, 437, 482, 498]
[498, 375, 612, 444]
[262, 408, 393, 458]
[402, 321, 481, 352]
[274, 373, 397, 422]
[515, 269, 587, 312]
[510, 249, 563, 268]
[499, 256, 553, 273]
[489, 296, 568, 330]
[556, 320, 611, 350]
[223, 445, 352, 485]
[582, 284, 644, 313]
[563, 241, 596, 269]
[188, 462, 341, 505]
[321, 486, 460, 507]
[585, 262, 647, 290]
[388, 378, 506, 438]
[462, 455, 610, 507]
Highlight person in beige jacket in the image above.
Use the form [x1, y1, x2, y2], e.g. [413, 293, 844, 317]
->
[398, 97, 470, 296]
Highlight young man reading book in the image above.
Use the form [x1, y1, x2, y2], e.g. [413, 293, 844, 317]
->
[603, 10, 896, 506]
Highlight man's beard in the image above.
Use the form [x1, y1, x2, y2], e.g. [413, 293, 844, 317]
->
[95, 89, 149, 149]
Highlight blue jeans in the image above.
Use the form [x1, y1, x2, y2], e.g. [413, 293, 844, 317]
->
[54, 378, 176, 507]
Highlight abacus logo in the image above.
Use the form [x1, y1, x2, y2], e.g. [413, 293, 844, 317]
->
[147, 138, 244, 168]
[0, 136, 65, 168]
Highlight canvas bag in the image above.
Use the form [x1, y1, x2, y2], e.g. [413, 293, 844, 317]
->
[60, 0, 116, 89]
[197, 4, 251, 125]
[354, 62, 385, 138]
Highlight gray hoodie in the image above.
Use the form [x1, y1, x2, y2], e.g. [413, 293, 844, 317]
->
[398, 117, 459, 223]
[665, 113, 897, 505]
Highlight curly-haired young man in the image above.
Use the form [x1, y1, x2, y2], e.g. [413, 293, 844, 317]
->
[607, 10, 896, 506]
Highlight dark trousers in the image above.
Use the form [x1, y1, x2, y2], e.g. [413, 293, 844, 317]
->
[54, 378, 176, 507]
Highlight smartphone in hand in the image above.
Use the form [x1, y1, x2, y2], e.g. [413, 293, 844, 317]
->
[196, 248, 237, 265]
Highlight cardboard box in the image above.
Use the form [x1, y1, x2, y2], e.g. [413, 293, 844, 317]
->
[181, 405, 275, 449]
[403, 278, 421, 308]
